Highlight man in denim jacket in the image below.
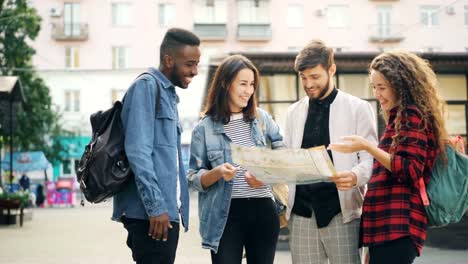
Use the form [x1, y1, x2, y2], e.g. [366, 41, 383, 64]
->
[112, 28, 200, 264]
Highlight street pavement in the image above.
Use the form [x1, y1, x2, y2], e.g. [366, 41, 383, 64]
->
[0, 192, 467, 264]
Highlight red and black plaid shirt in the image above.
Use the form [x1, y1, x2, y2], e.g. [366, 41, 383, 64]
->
[360, 105, 438, 255]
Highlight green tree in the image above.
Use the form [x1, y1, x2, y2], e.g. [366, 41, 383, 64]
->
[0, 0, 67, 167]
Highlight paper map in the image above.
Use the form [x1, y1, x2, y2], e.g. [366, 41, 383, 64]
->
[231, 144, 336, 184]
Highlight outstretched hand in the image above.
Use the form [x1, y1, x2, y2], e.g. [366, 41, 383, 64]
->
[328, 135, 370, 153]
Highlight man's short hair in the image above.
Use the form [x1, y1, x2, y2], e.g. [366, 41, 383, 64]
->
[294, 40, 334, 72]
[160, 28, 200, 62]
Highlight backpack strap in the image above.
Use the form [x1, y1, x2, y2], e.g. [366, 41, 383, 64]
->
[135, 71, 162, 115]
[419, 135, 466, 208]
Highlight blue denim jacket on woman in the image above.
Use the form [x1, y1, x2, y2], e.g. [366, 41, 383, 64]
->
[112, 68, 189, 231]
[188, 108, 285, 252]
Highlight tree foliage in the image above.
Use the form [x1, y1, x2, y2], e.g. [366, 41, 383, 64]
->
[0, 0, 66, 164]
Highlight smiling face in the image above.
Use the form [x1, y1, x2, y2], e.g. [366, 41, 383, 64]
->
[227, 68, 255, 113]
[168, 45, 201, 89]
[370, 70, 398, 111]
[299, 64, 335, 101]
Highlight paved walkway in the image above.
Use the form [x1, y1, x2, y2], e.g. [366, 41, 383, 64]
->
[0, 193, 467, 263]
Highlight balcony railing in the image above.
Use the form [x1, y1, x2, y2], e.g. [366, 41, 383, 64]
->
[193, 23, 227, 40]
[368, 24, 404, 43]
[52, 23, 89, 41]
[237, 23, 271, 41]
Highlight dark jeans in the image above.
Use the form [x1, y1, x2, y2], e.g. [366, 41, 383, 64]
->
[369, 236, 418, 264]
[122, 217, 180, 264]
[211, 198, 280, 264]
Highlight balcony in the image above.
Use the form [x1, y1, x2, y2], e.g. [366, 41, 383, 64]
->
[52, 23, 89, 41]
[368, 24, 404, 43]
[193, 23, 227, 41]
[237, 23, 271, 41]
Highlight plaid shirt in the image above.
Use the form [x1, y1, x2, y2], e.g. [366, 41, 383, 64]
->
[360, 105, 438, 255]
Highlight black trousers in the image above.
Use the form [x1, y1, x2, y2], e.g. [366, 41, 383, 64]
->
[122, 217, 180, 264]
[211, 198, 280, 264]
[369, 236, 418, 264]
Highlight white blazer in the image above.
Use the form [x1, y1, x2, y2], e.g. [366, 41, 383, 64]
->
[285, 90, 378, 223]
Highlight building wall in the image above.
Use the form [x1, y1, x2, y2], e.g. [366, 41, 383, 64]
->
[28, 0, 468, 176]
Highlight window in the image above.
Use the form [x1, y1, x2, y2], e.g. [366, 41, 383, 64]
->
[288, 46, 301, 51]
[420, 6, 439, 27]
[63, 160, 71, 174]
[193, 0, 226, 23]
[62, 159, 79, 175]
[437, 75, 467, 101]
[327, 5, 349, 28]
[465, 6, 468, 26]
[332, 47, 349, 52]
[112, 3, 132, 26]
[64, 2, 80, 36]
[64, 90, 80, 112]
[376, 6, 392, 38]
[159, 3, 175, 26]
[287, 5, 304, 28]
[338, 74, 372, 99]
[237, 0, 269, 24]
[112, 46, 129, 69]
[257, 74, 299, 131]
[421, 47, 441, 52]
[446, 104, 467, 136]
[65, 47, 79, 69]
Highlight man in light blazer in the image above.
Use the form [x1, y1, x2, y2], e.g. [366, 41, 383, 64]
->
[284, 40, 378, 264]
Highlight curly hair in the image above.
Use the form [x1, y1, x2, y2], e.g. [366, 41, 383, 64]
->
[369, 51, 448, 158]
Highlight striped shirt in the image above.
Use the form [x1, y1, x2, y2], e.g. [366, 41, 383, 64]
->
[360, 105, 438, 255]
[225, 113, 273, 199]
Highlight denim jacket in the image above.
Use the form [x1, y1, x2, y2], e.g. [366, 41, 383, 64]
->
[188, 108, 285, 252]
[112, 68, 190, 231]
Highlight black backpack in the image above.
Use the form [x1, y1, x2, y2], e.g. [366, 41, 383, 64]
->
[77, 72, 161, 204]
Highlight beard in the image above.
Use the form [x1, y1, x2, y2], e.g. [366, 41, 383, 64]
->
[169, 64, 184, 88]
[307, 77, 331, 102]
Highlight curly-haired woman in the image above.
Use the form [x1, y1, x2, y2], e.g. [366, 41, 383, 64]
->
[329, 51, 448, 264]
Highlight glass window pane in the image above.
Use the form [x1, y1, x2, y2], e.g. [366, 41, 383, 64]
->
[194, 0, 226, 23]
[73, 48, 79, 68]
[437, 75, 467, 101]
[73, 160, 80, 174]
[327, 5, 349, 28]
[287, 5, 303, 28]
[465, 6, 468, 26]
[237, 0, 269, 24]
[65, 47, 71, 68]
[258, 103, 290, 132]
[63, 160, 71, 174]
[159, 3, 175, 26]
[258, 75, 297, 102]
[446, 104, 466, 136]
[64, 91, 71, 111]
[74, 91, 80, 112]
[338, 74, 372, 99]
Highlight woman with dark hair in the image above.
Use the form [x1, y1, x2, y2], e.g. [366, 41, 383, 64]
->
[329, 51, 448, 264]
[188, 54, 284, 264]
